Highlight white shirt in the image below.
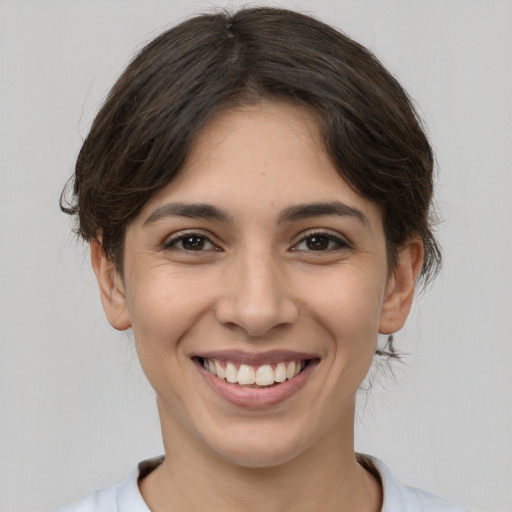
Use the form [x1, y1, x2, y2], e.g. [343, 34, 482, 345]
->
[56, 455, 471, 512]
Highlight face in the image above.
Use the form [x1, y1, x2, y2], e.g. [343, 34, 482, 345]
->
[93, 100, 420, 469]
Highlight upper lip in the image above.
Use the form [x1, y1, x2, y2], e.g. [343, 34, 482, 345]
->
[190, 349, 319, 366]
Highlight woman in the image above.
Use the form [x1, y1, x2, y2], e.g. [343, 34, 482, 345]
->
[58, 7, 469, 512]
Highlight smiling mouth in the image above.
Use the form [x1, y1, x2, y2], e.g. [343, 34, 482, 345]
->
[195, 357, 315, 388]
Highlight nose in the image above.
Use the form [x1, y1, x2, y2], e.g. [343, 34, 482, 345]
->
[214, 249, 299, 338]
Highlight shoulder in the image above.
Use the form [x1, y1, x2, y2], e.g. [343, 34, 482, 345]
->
[359, 455, 473, 512]
[54, 457, 163, 512]
[54, 485, 117, 512]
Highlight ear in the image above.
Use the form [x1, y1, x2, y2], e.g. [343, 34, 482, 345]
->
[379, 238, 424, 335]
[90, 239, 131, 331]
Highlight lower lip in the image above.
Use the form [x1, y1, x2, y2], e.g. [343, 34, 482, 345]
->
[196, 359, 318, 409]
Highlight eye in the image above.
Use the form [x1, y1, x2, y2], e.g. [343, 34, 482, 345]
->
[163, 233, 218, 252]
[292, 231, 350, 252]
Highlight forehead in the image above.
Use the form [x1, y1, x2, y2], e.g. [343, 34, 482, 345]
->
[185, 100, 324, 182]
[135, 99, 383, 229]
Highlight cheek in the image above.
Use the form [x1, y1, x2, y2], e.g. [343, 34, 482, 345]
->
[123, 269, 216, 418]
[302, 267, 385, 385]
[125, 267, 214, 355]
[303, 267, 385, 339]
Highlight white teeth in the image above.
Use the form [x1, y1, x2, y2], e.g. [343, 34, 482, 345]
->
[225, 362, 238, 383]
[286, 361, 296, 379]
[275, 362, 287, 382]
[203, 358, 307, 386]
[255, 365, 275, 386]
[214, 360, 225, 379]
[237, 364, 256, 385]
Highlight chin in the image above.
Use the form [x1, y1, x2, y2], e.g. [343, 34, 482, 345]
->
[215, 442, 301, 469]
[202, 421, 315, 470]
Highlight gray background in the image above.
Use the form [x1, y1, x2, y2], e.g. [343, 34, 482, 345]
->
[1, 1, 511, 511]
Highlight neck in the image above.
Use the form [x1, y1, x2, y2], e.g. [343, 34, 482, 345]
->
[140, 398, 382, 512]
[139, 396, 382, 512]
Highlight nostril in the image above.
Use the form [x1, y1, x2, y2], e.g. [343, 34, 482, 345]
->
[214, 296, 299, 338]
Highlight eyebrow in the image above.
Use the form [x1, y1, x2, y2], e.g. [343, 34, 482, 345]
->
[143, 200, 368, 226]
[277, 201, 368, 225]
[143, 202, 232, 226]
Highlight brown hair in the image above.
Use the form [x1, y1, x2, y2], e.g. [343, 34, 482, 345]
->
[61, 7, 441, 285]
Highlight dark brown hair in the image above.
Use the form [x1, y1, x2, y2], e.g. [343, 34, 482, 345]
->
[61, 7, 441, 285]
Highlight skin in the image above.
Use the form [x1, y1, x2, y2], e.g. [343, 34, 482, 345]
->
[91, 99, 423, 512]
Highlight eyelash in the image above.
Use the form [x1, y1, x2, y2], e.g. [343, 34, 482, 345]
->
[162, 231, 220, 252]
[291, 230, 351, 253]
[162, 230, 351, 253]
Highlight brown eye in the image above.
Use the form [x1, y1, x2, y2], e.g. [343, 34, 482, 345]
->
[305, 235, 330, 251]
[181, 235, 206, 250]
[292, 232, 350, 252]
[164, 233, 217, 251]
